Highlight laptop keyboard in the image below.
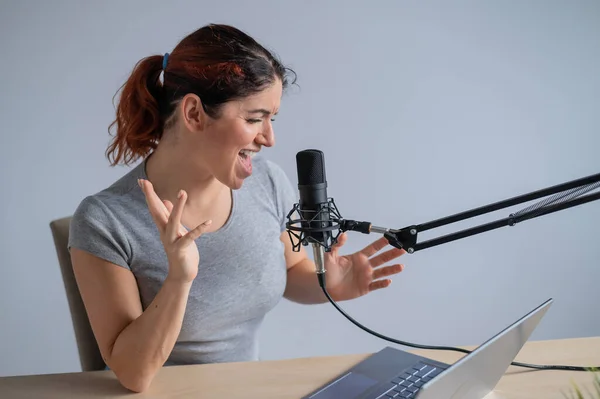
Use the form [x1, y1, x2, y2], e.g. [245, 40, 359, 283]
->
[366, 361, 444, 398]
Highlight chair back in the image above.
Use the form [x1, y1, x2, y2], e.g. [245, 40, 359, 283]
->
[50, 216, 105, 371]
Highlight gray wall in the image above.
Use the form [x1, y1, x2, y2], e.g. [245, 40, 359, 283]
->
[1, 0, 599, 377]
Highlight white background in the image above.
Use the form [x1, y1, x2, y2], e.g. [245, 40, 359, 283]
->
[1, 0, 599, 377]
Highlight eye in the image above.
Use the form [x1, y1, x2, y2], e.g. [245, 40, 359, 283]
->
[246, 118, 262, 124]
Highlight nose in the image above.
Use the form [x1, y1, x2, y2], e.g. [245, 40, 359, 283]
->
[256, 122, 275, 147]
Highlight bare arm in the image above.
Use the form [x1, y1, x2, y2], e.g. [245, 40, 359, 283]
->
[280, 231, 329, 304]
[284, 258, 329, 304]
[281, 230, 405, 304]
[69, 182, 210, 392]
[71, 248, 191, 392]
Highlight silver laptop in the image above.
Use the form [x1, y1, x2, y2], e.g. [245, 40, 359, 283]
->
[303, 298, 553, 399]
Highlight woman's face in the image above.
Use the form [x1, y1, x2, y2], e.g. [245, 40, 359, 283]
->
[180, 79, 283, 189]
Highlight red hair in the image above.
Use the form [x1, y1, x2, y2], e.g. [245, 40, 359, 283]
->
[106, 55, 164, 166]
[106, 24, 295, 166]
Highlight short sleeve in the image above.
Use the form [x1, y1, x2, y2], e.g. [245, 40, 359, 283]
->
[265, 159, 298, 233]
[68, 195, 131, 270]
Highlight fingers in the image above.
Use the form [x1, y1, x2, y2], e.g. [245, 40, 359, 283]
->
[162, 200, 174, 229]
[372, 264, 404, 280]
[139, 179, 189, 238]
[369, 279, 392, 291]
[359, 236, 390, 257]
[330, 232, 347, 255]
[138, 179, 169, 227]
[138, 179, 211, 249]
[166, 190, 187, 240]
[367, 264, 404, 293]
[369, 247, 406, 268]
[163, 199, 189, 237]
[356, 235, 406, 268]
[177, 220, 212, 248]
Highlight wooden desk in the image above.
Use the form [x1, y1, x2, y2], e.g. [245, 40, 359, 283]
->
[1, 337, 598, 398]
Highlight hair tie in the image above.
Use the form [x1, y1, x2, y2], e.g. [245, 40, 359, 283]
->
[162, 53, 169, 70]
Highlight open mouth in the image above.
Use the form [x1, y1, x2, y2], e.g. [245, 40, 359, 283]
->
[238, 149, 258, 159]
[238, 149, 257, 173]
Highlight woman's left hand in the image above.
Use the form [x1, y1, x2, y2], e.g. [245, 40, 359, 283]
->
[323, 233, 406, 301]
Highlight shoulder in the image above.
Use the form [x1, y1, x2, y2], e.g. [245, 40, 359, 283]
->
[68, 164, 144, 268]
[71, 164, 142, 227]
[70, 193, 119, 231]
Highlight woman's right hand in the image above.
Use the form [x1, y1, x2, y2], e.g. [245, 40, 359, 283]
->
[138, 179, 212, 283]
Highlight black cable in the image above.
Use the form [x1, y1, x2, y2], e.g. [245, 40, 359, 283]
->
[317, 274, 595, 372]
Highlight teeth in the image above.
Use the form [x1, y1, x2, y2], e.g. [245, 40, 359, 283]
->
[240, 149, 257, 158]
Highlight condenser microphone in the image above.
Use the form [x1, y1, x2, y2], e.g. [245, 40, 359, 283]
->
[295, 149, 335, 287]
[287, 148, 600, 274]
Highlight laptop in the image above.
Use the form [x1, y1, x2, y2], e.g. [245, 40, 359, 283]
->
[302, 298, 553, 399]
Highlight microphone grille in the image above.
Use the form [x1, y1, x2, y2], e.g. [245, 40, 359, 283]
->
[296, 149, 326, 185]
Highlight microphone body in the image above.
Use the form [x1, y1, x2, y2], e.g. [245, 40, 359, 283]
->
[295, 150, 332, 278]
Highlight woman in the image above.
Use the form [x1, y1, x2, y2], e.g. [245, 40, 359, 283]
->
[68, 23, 405, 392]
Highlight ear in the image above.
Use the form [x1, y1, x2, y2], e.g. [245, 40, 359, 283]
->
[179, 93, 206, 132]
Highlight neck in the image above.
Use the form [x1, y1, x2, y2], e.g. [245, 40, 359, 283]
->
[144, 143, 228, 214]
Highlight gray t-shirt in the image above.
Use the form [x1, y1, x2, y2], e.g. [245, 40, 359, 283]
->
[68, 155, 297, 365]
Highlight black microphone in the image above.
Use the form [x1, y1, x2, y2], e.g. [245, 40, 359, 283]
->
[289, 149, 342, 288]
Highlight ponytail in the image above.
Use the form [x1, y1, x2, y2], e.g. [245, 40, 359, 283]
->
[106, 54, 165, 166]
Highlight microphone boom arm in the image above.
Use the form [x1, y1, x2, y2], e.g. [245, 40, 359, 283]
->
[286, 149, 600, 372]
[339, 171, 600, 253]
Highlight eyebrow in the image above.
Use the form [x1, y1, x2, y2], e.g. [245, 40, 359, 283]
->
[247, 108, 277, 116]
